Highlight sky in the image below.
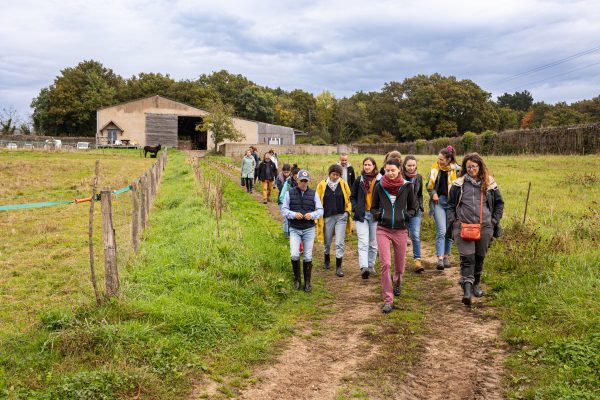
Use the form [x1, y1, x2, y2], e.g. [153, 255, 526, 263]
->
[1, 0, 600, 122]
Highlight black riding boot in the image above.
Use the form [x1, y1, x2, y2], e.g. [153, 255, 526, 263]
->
[303, 261, 313, 292]
[323, 253, 330, 270]
[335, 257, 344, 277]
[291, 259, 301, 290]
[462, 282, 473, 305]
[474, 255, 484, 297]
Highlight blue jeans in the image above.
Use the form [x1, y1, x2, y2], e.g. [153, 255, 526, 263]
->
[433, 195, 453, 257]
[407, 210, 422, 259]
[289, 226, 316, 262]
[323, 213, 348, 258]
[355, 211, 378, 269]
[280, 205, 289, 237]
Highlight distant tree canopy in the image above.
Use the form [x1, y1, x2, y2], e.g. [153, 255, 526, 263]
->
[30, 60, 600, 140]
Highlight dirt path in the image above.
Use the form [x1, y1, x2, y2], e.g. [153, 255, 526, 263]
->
[191, 157, 507, 400]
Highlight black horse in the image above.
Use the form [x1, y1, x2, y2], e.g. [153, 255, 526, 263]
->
[143, 144, 161, 158]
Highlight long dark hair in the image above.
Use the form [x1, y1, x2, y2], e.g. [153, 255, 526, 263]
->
[362, 157, 378, 175]
[439, 145, 457, 164]
[461, 153, 490, 192]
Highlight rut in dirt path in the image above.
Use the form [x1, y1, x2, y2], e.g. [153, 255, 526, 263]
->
[191, 158, 508, 400]
[398, 246, 507, 400]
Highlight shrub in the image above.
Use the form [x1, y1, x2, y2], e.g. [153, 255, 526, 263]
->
[461, 131, 477, 153]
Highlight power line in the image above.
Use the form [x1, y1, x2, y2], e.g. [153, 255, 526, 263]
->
[504, 60, 600, 93]
[490, 44, 600, 86]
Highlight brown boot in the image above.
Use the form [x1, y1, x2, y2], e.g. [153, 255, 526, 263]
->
[413, 259, 424, 273]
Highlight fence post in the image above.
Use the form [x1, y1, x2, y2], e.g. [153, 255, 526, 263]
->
[144, 171, 151, 219]
[149, 167, 156, 203]
[131, 180, 140, 252]
[140, 175, 147, 230]
[101, 188, 119, 298]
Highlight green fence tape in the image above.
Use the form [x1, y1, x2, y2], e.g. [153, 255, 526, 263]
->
[112, 185, 132, 195]
[0, 200, 75, 212]
[1, 185, 133, 212]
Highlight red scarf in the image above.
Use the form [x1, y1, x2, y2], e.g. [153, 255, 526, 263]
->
[362, 171, 378, 193]
[381, 174, 404, 194]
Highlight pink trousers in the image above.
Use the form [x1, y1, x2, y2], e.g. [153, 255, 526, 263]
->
[376, 225, 408, 305]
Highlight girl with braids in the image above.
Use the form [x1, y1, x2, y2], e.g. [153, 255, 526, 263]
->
[446, 153, 504, 305]
[426, 145, 461, 270]
[370, 158, 417, 314]
[350, 157, 382, 279]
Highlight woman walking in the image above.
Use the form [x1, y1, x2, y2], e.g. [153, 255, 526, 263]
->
[446, 153, 504, 305]
[277, 164, 298, 238]
[371, 158, 417, 313]
[256, 152, 278, 204]
[240, 149, 256, 193]
[379, 150, 402, 176]
[350, 157, 382, 279]
[403, 155, 425, 273]
[426, 145, 461, 270]
[316, 164, 353, 277]
[281, 170, 324, 292]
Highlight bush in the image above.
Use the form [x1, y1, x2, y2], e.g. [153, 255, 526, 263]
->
[310, 136, 328, 146]
[480, 130, 496, 154]
[461, 131, 477, 153]
[415, 139, 427, 154]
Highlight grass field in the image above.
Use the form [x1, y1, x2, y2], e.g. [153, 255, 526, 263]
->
[1, 149, 599, 398]
[274, 152, 600, 399]
[0, 149, 154, 337]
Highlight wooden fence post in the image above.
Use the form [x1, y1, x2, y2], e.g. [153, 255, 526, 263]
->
[88, 160, 101, 305]
[140, 174, 147, 230]
[150, 167, 156, 202]
[101, 188, 119, 297]
[131, 180, 140, 252]
[144, 172, 151, 218]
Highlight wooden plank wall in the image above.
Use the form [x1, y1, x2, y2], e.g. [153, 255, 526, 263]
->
[145, 113, 178, 147]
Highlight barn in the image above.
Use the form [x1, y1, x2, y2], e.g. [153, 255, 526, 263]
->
[96, 95, 296, 150]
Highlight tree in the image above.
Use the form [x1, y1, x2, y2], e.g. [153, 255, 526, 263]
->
[118, 72, 177, 101]
[0, 107, 19, 135]
[31, 60, 123, 136]
[315, 91, 336, 139]
[197, 100, 243, 151]
[235, 85, 276, 122]
[289, 89, 316, 132]
[332, 98, 369, 143]
[541, 102, 592, 127]
[497, 90, 534, 111]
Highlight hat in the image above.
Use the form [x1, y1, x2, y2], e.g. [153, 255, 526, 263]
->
[297, 169, 310, 181]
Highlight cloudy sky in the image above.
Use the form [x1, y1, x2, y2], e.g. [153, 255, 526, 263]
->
[1, 0, 600, 121]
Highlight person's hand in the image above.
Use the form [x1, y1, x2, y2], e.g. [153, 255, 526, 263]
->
[303, 213, 313, 220]
[432, 193, 439, 204]
[295, 212, 304, 219]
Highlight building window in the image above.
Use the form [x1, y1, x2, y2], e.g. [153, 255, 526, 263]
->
[266, 137, 282, 145]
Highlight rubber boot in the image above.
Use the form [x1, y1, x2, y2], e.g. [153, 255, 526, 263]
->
[323, 253, 330, 270]
[462, 282, 473, 305]
[291, 259, 301, 290]
[335, 257, 344, 277]
[303, 261, 313, 292]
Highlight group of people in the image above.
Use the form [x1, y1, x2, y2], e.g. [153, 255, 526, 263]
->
[241, 146, 504, 313]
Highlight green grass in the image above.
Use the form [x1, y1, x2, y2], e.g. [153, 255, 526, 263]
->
[0, 149, 154, 336]
[250, 152, 600, 398]
[0, 150, 324, 399]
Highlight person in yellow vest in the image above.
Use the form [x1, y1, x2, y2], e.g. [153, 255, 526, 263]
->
[316, 164, 353, 277]
[426, 145, 461, 270]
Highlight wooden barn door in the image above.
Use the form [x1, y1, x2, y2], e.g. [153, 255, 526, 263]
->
[145, 113, 178, 148]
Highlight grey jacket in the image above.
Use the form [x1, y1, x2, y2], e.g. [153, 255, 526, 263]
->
[241, 156, 256, 178]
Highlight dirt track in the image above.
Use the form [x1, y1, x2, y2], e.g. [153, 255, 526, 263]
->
[191, 158, 507, 399]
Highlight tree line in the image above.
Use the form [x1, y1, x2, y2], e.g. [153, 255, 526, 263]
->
[27, 59, 600, 142]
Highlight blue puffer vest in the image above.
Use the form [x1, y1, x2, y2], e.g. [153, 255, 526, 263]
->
[288, 186, 317, 230]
